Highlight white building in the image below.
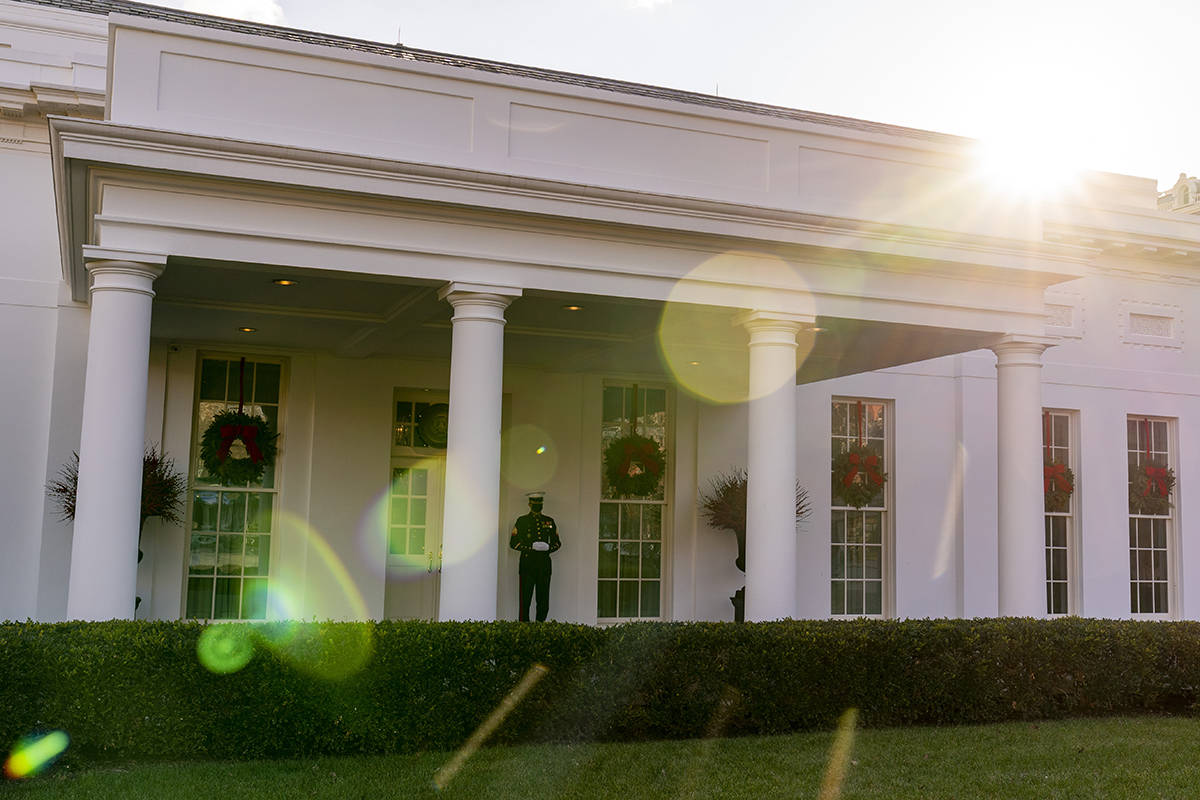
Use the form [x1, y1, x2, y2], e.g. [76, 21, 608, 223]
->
[3, 0, 1197, 625]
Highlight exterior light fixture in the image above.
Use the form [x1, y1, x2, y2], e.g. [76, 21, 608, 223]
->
[237, 327, 257, 333]
[562, 304, 583, 311]
[271, 278, 299, 286]
[688, 360, 701, 366]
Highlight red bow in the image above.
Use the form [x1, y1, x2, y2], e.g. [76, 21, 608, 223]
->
[619, 441, 661, 477]
[217, 424, 264, 463]
[1043, 462, 1070, 493]
[1144, 465, 1169, 498]
[843, 452, 884, 488]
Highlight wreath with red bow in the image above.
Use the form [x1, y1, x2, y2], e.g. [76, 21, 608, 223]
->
[200, 410, 279, 485]
[1043, 459, 1075, 513]
[1129, 461, 1175, 516]
[831, 444, 887, 509]
[604, 434, 665, 497]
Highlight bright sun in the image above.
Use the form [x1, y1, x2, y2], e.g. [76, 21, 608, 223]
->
[972, 135, 1083, 198]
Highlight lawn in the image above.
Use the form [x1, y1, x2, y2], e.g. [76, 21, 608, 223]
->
[5, 716, 1200, 799]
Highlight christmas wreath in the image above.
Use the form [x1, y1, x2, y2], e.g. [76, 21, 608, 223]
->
[1043, 459, 1075, 513]
[1129, 461, 1175, 516]
[832, 444, 887, 509]
[200, 410, 278, 485]
[605, 434, 665, 497]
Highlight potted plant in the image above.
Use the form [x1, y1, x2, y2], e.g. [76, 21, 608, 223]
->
[47, 447, 187, 608]
[699, 468, 810, 621]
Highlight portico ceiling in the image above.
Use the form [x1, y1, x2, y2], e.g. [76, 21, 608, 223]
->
[151, 257, 999, 385]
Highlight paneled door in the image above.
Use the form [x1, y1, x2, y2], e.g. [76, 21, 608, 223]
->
[383, 456, 445, 620]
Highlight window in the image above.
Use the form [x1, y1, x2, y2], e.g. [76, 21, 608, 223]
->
[185, 357, 282, 620]
[1043, 410, 1075, 615]
[830, 399, 889, 617]
[597, 384, 667, 620]
[1128, 416, 1174, 615]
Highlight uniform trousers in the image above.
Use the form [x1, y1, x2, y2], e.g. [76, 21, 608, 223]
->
[519, 553, 552, 622]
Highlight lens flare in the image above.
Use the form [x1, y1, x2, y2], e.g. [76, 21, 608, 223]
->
[197, 623, 256, 674]
[659, 251, 817, 404]
[501, 425, 558, 490]
[818, 707, 859, 800]
[270, 622, 375, 682]
[359, 458, 445, 580]
[4, 731, 69, 779]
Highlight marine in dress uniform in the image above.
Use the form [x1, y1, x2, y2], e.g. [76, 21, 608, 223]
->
[510, 492, 561, 621]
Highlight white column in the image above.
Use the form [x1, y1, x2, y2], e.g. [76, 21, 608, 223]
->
[992, 335, 1053, 618]
[437, 282, 521, 621]
[736, 311, 812, 622]
[67, 249, 166, 621]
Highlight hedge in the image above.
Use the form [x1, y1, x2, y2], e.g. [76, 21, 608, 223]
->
[3, 618, 1200, 763]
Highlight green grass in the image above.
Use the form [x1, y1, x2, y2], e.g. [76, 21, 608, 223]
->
[6, 716, 1200, 799]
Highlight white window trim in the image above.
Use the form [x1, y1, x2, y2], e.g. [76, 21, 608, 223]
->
[1043, 408, 1080, 616]
[1127, 415, 1179, 620]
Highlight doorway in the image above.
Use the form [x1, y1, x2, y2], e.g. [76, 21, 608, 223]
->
[383, 455, 445, 620]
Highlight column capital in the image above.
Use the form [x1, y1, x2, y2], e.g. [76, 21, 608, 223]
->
[84, 257, 165, 300]
[990, 334, 1057, 364]
[438, 282, 522, 323]
[734, 310, 816, 345]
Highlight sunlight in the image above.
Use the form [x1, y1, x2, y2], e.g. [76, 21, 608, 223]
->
[972, 134, 1083, 198]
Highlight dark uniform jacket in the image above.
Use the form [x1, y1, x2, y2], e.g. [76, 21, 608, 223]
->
[510, 511, 561, 573]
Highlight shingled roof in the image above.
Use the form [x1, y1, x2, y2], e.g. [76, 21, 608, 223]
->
[14, 0, 966, 146]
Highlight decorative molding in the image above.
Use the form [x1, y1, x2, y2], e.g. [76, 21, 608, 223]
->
[1043, 289, 1084, 340]
[1118, 299, 1183, 350]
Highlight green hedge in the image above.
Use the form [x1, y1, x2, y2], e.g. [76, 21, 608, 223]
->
[3, 618, 1199, 763]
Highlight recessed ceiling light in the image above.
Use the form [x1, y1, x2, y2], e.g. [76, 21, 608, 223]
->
[688, 360, 701, 366]
[272, 279, 299, 286]
[809, 326, 826, 333]
[237, 327, 257, 333]
[562, 304, 583, 311]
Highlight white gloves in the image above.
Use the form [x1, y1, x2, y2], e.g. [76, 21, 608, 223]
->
[531, 541, 551, 552]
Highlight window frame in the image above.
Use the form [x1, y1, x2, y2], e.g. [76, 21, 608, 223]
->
[829, 396, 894, 619]
[595, 381, 672, 624]
[182, 353, 286, 621]
[1042, 408, 1079, 616]
[1127, 415, 1178, 619]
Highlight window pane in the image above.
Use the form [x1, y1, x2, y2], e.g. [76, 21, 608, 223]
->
[865, 581, 882, 615]
[1153, 551, 1167, 581]
[618, 581, 639, 617]
[831, 581, 844, 615]
[619, 543, 640, 579]
[831, 403, 847, 436]
[831, 513, 845, 543]
[864, 513, 882, 545]
[193, 491, 219, 531]
[846, 546, 863, 579]
[640, 581, 660, 618]
[846, 514, 863, 544]
[1051, 548, 1067, 581]
[389, 527, 406, 555]
[247, 493, 273, 533]
[409, 528, 425, 554]
[254, 363, 281, 404]
[1153, 519, 1167, 549]
[391, 497, 408, 525]
[1138, 521, 1151, 548]
[621, 505, 640, 540]
[864, 546, 881, 580]
[199, 359, 228, 401]
[219, 492, 247, 532]
[186, 577, 213, 619]
[391, 468, 409, 495]
[242, 578, 268, 619]
[597, 581, 617, 617]
[599, 504, 619, 539]
[846, 584, 864, 615]
[411, 468, 428, 495]
[1129, 518, 1137, 547]
[410, 498, 426, 525]
[1138, 550, 1152, 581]
[598, 542, 618, 579]
[1051, 583, 1067, 615]
[831, 546, 845, 579]
[189, 534, 217, 574]
[1051, 518, 1066, 548]
[1130, 584, 1139, 613]
[642, 542, 661, 579]
[213, 578, 241, 619]
[244, 535, 269, 576]
[642, 505, 662, 540]
[1154, 582, 1168, 613]
[217, 534, 244, 576]
[1138, 583, 1153, 613]
[602, 387, 624, 423]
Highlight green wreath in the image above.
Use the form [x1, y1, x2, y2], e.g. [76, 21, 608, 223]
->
[200, 410, 278, 485]
[1129, 462, 1175, 516]
[605, 434, 665, 497]
[1043, 459, 1075, 514]
[832, 444, 887, 509]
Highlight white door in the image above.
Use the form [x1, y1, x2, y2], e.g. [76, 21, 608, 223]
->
[383, 456, 445, 620]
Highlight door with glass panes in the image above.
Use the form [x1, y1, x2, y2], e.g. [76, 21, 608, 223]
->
[383, 456, 445, 620]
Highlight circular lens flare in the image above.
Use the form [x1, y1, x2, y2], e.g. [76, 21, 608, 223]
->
[197, 623, 255, 674]
[659, 251, 817, 404]
[4, 731, 69, 779]
[501, 425, 558, 490]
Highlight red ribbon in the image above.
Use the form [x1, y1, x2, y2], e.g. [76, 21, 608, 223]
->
[1043, 462, 1070, 493]
[217, 423, 264, 463]
[843, 452, 884, 488]
[1144, 465, 1169, 498]
[618, 440, 661, 477]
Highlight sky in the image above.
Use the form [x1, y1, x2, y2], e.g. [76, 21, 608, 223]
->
[156, 0, 1197, 190]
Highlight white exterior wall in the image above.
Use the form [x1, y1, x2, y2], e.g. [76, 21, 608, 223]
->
[5, 0, 1200, 623]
